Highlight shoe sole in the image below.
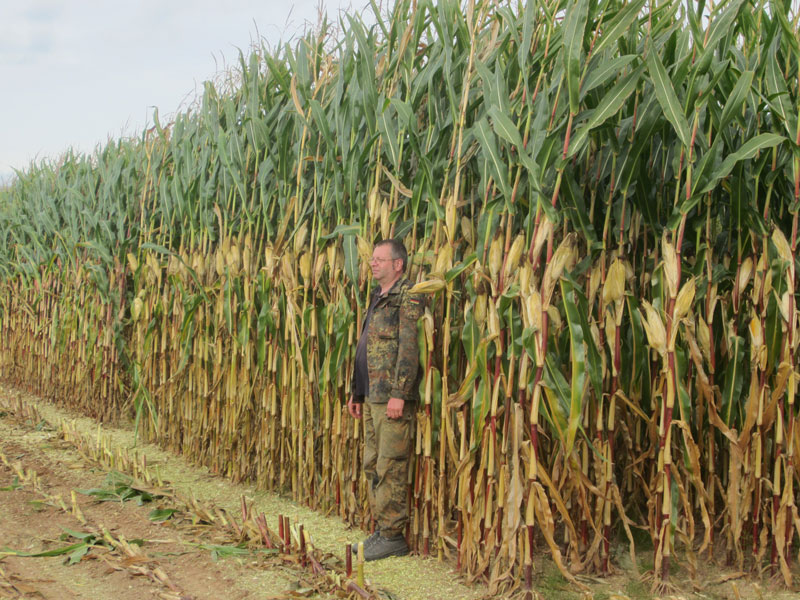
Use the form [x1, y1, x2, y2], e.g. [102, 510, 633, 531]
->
[364, 546, 410, 561]
[351, 534, 380, 555]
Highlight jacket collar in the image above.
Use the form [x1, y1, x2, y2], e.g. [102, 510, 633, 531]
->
[372, 277, 407, 300]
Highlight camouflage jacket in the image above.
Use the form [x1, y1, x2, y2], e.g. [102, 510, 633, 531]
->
[360, 278, 424, 404]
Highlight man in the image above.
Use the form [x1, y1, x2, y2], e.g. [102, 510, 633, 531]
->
[348, 239, 424, 561]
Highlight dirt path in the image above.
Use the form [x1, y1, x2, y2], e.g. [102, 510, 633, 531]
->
[0, 407, 307, 599]
[2, 385, 798, 600]
[0, 385, 484, 600]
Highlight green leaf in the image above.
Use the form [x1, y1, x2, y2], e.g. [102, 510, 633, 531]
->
[561, 171, 599, 247]
[320, 223, 361, 240]
[770, 0, 800, 55]
[591, 0, 646, 57]
[487, 106, 524, 153]
[377, 99, 401, 170]
[488, 106, 538, 178]
[765, 47, 799, 139]
[149, 508, 178, 522]
[581, 55, 637, 99]
[700, 0, 746, 59]
[690, 137, 723, 198]
[568, 63, 644, 158]
[471, 379, 490, 450]
[390, 98, 416, 135]
[256, 299, 272, 367]
[617, 95, 660, 195]
[565, 272, 602, 397]
[521, 327, 537, 364]
[721, 335, 746, 426]
[60, 529, 97, 542]
[67, 544, 91, 565]
[675, 349, 692, 425]
[697, 133, 785, 196]
[766, 265, 787, 373]
[445, 253, 478, 282]
[645, 47, 691, 148]
[563, 0, 589, 114]
[718, 70, 754, 132]
[541, 357, 570, 443]
[622, 296, 648, 399]
[517, 0, 536, 71]
[560, 279, 586, 457]
[342, 234, 359, 292]
[77, 487, 120, 502]
[308, 99, 334, 149]
[473, 117, 511, 201]
[1, 542, 88, 558]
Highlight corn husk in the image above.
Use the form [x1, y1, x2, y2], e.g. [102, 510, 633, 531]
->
[641, 301, 667, 359]
[461, 216, 474, 248]
[673, 277, 696, 322]
[410, 278, 446, 294]
[488, 236, 504, 284]
[503, 234, 526, 282]
[474, 294, 488, 325]
[772, 227, 792, 262]
[662, 234, 679, 298]
[603, 259, 626, 307]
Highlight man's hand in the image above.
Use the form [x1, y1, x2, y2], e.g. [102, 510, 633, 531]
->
[347, 396, 362, 419]
[386, 397, 404, 419]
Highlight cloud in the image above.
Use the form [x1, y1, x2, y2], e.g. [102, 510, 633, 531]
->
[0, 3, 62, 65]
[0, 0, 374, 174]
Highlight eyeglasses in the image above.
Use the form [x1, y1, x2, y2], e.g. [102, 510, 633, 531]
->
[369, 256, 399, 264]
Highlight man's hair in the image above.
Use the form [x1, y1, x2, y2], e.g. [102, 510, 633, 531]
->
[376, 239, 408, 272]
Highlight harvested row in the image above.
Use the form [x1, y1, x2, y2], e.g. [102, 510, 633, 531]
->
[1, 0, 799, 595]
[0, 395, 379, 600]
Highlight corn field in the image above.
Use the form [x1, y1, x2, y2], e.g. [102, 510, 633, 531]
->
[1, 0, 800, 594]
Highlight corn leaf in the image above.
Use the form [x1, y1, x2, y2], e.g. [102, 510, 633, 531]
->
[559, 279, 586, 457]
[645, 47, 691, 149]
[581, 54, 637, 99]
[591, 0, 646, 58]
[721, 335, 746, 426]
[567, 63, 644, 158]
[563, 0, 589, 115]
[0, 542, 89, 558]
[718, 70, 754, 132]
[696, 133, 785, 196]
[764, 46, 799, 139]
[472, 116, 511, 201]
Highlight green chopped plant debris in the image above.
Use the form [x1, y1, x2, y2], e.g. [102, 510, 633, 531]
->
[187, 543, 278, 561]
[78, 470, 163, 505]
[0, 542, 88, 559]
[28, 499, 46, 511]
[1, 529, 108, 566]
[149, 508, 178, 522]
[0, 476, 20, 491]
[196, 543, 250, 560]
[59, 529, 97, 542]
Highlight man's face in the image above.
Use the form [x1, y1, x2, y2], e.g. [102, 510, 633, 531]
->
[370, 244, 401, 285]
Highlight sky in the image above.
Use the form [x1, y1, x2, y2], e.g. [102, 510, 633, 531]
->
[0, 1, 374, 183]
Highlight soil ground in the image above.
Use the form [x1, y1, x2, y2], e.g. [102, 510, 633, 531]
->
[0, 384, 797, 600]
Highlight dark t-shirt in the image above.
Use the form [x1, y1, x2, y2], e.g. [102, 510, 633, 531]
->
[352, 290, 383, 400]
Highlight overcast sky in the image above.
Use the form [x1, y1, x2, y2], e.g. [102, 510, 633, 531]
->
[0, 1, 374, 182]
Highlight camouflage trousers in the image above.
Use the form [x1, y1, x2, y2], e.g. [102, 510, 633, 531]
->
[362, 400, 414, 538]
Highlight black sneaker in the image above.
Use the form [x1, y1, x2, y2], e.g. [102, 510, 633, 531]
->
[363, 533, 409, 561]
[351, 530, 380, 556]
